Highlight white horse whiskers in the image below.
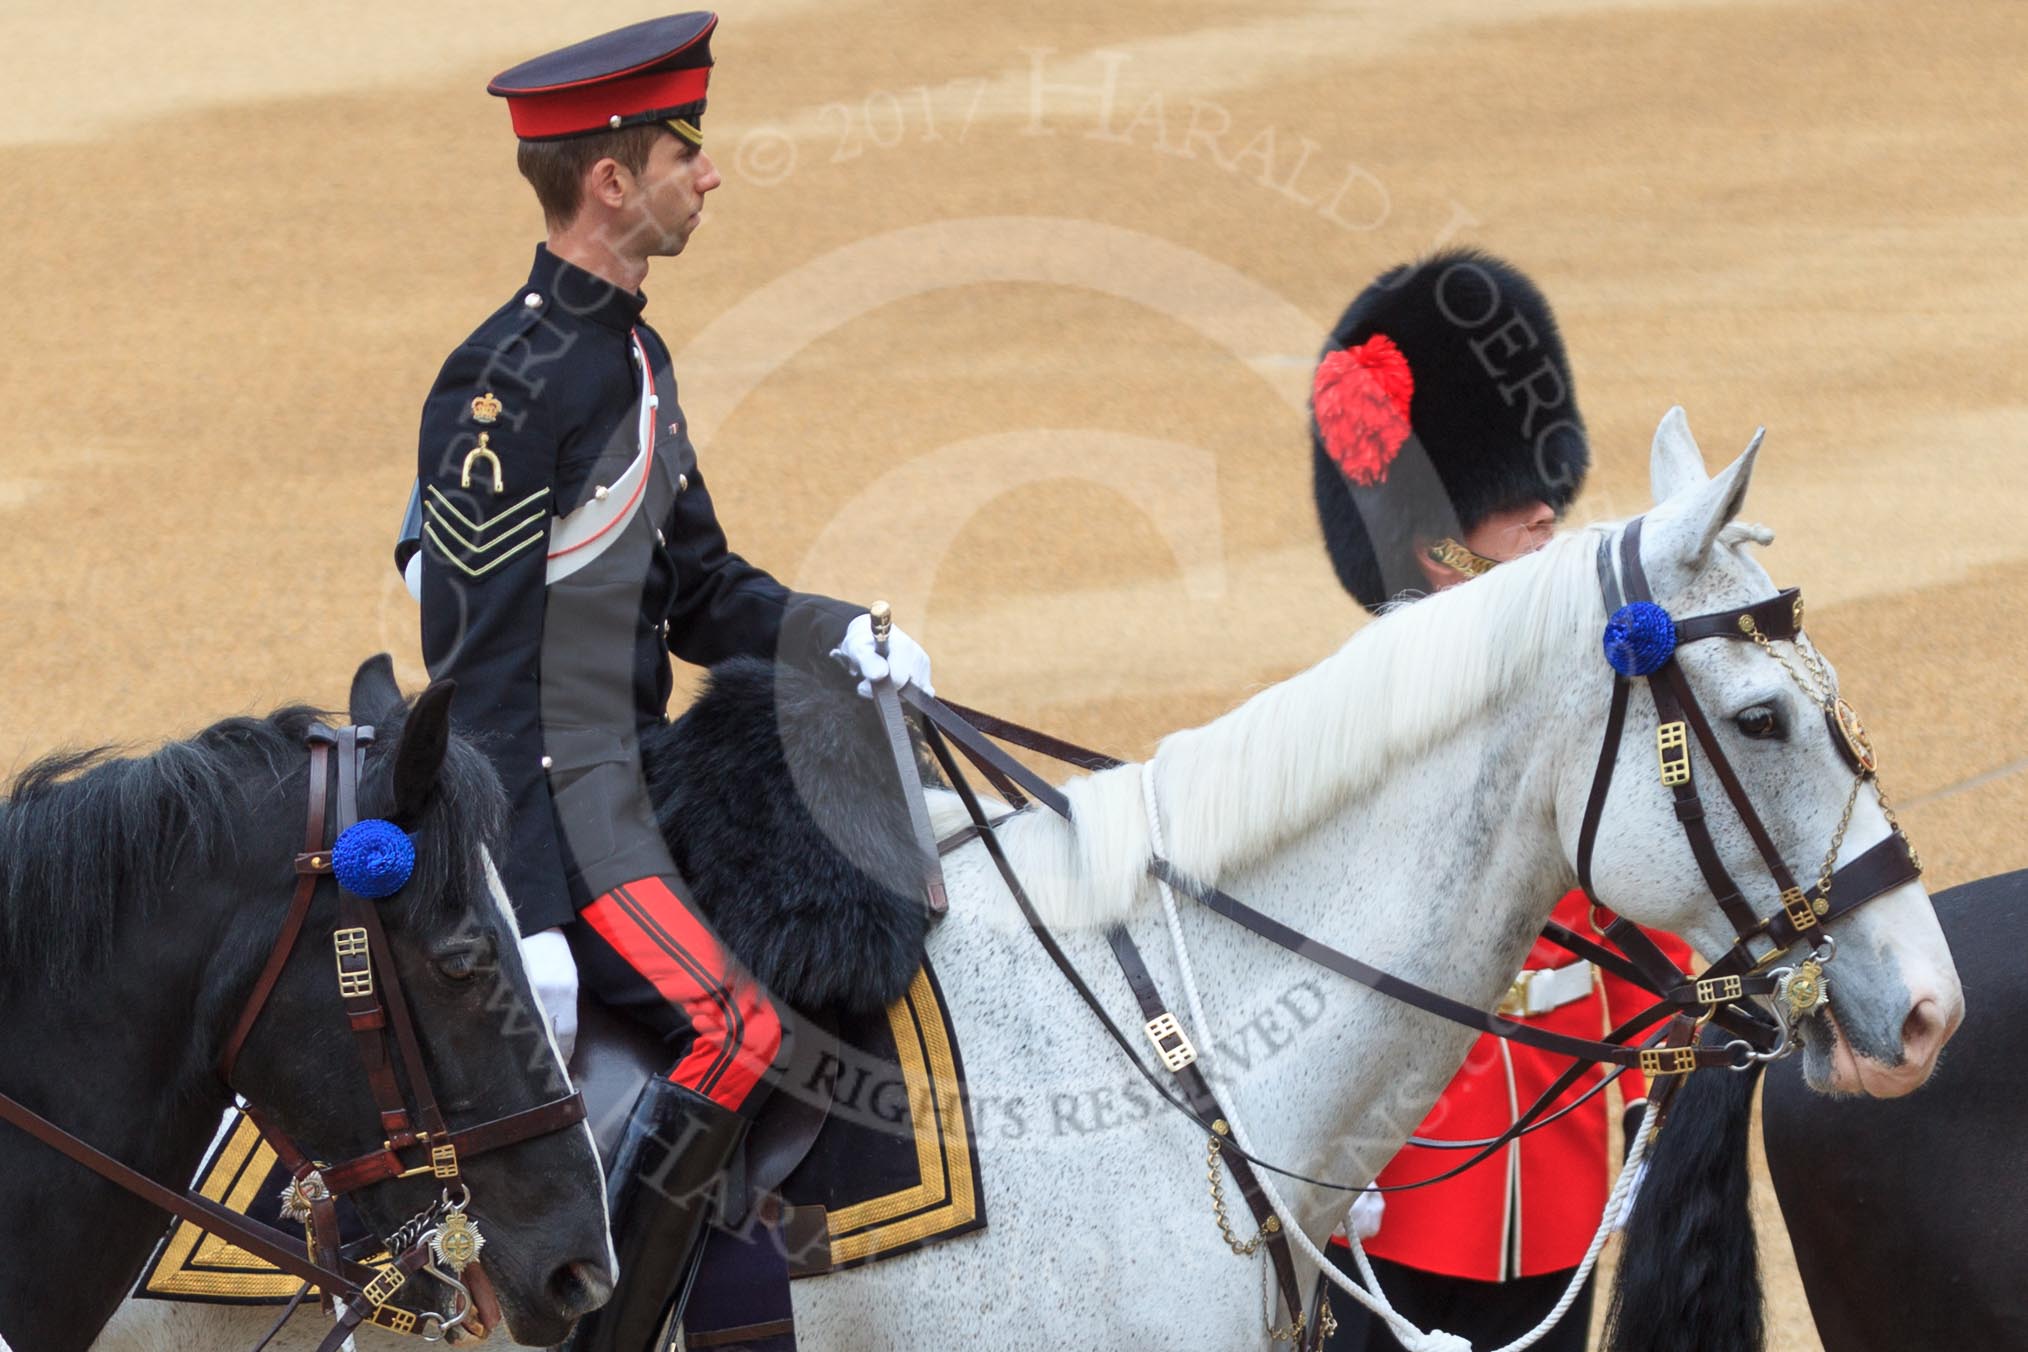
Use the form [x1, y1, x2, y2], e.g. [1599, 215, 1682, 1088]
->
[95, 410, 1962, 1351]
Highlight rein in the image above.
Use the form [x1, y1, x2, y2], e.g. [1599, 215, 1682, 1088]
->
[0, 721, 587, 1350]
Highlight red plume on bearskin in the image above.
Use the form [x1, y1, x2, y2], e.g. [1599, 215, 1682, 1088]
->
[1312, 334, 1414, 486]
[1310, 248, 1590, 613]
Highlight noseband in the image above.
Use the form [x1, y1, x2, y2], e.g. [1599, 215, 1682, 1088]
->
[1575, 517, 1923, 1070]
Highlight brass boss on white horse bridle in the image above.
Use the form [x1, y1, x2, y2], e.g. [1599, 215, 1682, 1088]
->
[1575, 515, 1923, 1068]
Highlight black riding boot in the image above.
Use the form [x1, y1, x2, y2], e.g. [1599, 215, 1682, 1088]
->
[564, 1079, 748, 1352]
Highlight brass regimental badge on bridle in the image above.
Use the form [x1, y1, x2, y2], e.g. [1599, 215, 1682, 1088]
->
[430, 1206, 486, 1275]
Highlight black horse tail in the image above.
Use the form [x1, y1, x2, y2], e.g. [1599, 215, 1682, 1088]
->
[1604, 1059, 1766, 1352]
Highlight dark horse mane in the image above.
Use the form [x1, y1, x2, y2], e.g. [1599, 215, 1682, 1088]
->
[1604, 1036, 1767, 1352]
[0, 696, 505, 997]
[639, 656, 932, 1015]
[2, 656, 928, 1011]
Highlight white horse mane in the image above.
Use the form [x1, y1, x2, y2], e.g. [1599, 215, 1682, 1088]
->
[934, 526, 1617, 928]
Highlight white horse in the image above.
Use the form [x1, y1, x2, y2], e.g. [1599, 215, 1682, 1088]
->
[97, 411, 1963, 1351]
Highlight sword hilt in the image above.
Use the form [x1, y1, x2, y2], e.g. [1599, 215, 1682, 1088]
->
[870, 600, 892, 658]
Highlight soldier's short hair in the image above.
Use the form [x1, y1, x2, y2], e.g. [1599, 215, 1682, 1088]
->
[516, 125, 670, 229]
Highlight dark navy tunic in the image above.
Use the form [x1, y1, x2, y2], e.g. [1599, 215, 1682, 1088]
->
[416, 245, 858, 932]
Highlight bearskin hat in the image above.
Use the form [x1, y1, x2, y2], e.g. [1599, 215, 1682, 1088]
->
[1311, 248, 1589, 612]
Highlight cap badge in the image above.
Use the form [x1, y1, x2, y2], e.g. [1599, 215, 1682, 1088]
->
[1314, 333, 1415, 487]
[471, 391, 503, 424]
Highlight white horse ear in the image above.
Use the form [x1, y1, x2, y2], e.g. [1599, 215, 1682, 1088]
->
[1651, 432, 1763, 571]
[1649, 406, 1710, 504]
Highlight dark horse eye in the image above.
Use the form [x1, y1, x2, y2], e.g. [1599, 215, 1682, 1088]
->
[1735, 704, 1782, 740]
[434, 948, 481, 983]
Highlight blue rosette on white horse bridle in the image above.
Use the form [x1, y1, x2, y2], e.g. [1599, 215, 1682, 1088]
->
[1601, 601, 1677, 677]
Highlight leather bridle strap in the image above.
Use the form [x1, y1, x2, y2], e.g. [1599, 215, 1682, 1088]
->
[1585, 520, 1922, 1001]
[330, 725, 431, 1147]
[289, 725, 588, 1196]
[1153, 861, 1753, 1071]
[937, 697, 1127, 772]
[0, 719, 597, 1351]
[1103, 922, 1307, 1336]
[320, 1094, 589, 1193]
[0, 1086, 380, 1299]
[1697, 832, 1920, 980]
[218, 728, 337, 1084]
[1566, 517, 1932, 1076]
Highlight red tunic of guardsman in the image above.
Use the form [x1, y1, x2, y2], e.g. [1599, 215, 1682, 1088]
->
[397, 15, 934, 1350]
[1306, 249, 1696, 1352]
[1354, 890, 1696, 1282]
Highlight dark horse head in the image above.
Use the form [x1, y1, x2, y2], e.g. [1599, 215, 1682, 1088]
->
[0, 656, 611, 1351]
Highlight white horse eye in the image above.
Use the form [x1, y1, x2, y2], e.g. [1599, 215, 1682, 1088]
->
[1735, 704, 1783, 740]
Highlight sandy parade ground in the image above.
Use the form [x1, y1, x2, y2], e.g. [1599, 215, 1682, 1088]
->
[3, 2, 2025, 1348]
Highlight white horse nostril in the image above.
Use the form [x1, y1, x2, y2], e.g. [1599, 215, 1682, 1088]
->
[1902, 997, 1951, 1068]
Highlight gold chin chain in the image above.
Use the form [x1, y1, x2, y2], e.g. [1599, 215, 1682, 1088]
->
[1427, 537, 1501, 578]
[1206, 1127, 1337, 1344]
[1206, 1126, 1273, 1256]
[1738, 615, 1923, 894]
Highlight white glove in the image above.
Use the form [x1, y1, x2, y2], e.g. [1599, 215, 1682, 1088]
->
[1348, 1187, 1385, 1241]
[519, 927, 580, 1064]
[831, 613, 935, 699]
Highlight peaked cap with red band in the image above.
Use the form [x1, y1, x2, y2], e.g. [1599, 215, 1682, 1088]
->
[1310, 248, 1590, 612]
[489, 13, 717, 144]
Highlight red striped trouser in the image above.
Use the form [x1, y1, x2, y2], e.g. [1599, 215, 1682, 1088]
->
[570, 876, 783, 1114]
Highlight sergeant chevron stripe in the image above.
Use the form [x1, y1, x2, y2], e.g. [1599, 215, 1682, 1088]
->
[423, 484, 551, 579]
[427, 484, 549, 533]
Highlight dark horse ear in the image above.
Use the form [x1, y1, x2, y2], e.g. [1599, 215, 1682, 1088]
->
[390, 680, 457, 828]
[349, 654, 406, 727]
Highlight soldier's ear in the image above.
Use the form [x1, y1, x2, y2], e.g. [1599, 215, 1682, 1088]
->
[348, 654, 405, 727]
[390, 681, 456, 828]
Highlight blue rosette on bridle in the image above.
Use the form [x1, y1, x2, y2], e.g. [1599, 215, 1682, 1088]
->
[330, 819, 416, 899]
[1602, 601, 1677, 677]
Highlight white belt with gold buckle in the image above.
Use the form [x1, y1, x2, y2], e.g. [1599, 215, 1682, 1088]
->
[1497, 961, 1595, 1019]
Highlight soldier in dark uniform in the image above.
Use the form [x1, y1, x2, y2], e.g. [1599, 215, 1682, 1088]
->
[398, 15, 933, 1349]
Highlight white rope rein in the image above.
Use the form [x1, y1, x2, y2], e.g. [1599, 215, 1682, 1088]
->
[1139, 758, 1652, 1352]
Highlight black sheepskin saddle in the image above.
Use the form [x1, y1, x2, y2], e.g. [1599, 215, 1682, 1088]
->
[639, 660, 985, 1289]
[640, 655, 932, 1015]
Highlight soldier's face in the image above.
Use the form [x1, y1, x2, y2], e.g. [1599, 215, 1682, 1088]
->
[1463, 498, 1557, 563]
[1415, 497, 1557, 592]
[630, 133, 721, 257]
